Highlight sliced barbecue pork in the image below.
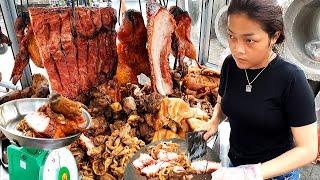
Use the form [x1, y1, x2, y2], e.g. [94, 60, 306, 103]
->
[60, 9, 80, 96]
[48, 12, 76, 98]
[29, 8, 64, 94]
[76, 37, 90, 93]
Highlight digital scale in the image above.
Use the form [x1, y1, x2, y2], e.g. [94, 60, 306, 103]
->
[0, 98, 91, 180]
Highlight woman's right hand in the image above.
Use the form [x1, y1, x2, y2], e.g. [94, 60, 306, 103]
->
[196, 118, 219, 141]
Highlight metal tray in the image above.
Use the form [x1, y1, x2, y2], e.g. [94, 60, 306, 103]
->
[0, 98, 91, 150]
[124, 138, 220, 180]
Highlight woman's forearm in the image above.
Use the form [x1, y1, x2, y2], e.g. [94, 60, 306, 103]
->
[261, 146, 317, 179]
[261, 123, 318, 179]
[210, 95, 226, 125]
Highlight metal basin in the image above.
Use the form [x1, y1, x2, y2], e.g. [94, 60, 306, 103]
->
[124, 138, 220, 180]
[284, 0, 320, 80]
[0, 98, 91, 150]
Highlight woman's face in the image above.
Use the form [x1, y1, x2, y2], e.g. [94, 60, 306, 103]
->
[227, 13, 275, 69]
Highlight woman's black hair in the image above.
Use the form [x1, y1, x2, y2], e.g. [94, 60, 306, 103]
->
[227, 0, 285, 45]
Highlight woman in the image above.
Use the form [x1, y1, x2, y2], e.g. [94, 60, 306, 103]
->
[199, 0, 318, 179]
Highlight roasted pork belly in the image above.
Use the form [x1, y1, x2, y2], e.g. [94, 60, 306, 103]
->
[147, 2, 175, 96]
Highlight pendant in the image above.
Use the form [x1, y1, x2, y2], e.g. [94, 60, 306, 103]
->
[246, 85, 252, 92]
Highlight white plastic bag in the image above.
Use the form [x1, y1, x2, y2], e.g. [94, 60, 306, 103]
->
[305, 40, 320, 62]
[218, 121, 231, 167]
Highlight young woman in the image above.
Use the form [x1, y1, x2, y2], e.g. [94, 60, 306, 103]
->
[199, 0, 318, 179]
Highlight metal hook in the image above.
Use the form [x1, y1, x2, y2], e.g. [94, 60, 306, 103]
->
[19, 0, 23, 15]
[118, 0, 122, 26]
[139, 0, 142, 12]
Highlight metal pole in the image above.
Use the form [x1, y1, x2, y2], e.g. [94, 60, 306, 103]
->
[0, 0, 32, 88]
[198, 0, 216, 68]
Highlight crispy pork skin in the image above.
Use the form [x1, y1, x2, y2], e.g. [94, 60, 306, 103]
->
[28, 7, 118, 98]
[29, 8, 64, 94]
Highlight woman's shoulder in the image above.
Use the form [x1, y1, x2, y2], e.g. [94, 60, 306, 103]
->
[275, 56, 306, 80]
[222, 55, 236, 68]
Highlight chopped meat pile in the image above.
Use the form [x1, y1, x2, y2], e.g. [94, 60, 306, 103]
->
[17, 94, 86, 138]
[26, 7, 118, 99]
[71, 123, 145, 179]
[133, 142, 221, 179]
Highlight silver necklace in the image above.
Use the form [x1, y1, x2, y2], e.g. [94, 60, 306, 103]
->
[244, 53, 276, 93]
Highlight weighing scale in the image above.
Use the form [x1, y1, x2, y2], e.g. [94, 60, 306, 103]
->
[0, 98, 91, 180]
[7, 146, 77, 180]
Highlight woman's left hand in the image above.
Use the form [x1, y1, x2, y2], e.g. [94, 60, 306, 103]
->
[211, 163, 263, 180]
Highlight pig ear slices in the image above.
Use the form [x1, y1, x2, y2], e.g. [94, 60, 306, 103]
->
[147, 2, 175, 96]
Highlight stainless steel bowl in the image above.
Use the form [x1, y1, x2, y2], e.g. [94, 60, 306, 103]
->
[124, 138, 220, 180]
[0, 98, 91, 150]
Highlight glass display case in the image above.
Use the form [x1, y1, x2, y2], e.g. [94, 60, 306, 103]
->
[1, 0, 319, 93]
